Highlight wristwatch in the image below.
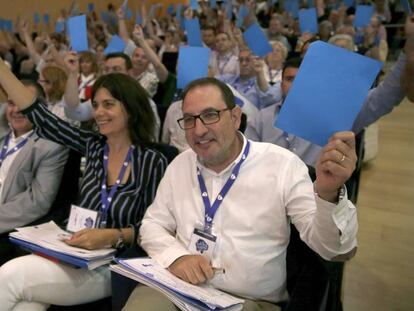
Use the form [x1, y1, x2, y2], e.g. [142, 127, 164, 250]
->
[114, 228, 125, 249]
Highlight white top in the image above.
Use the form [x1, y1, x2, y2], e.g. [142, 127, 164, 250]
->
[0, 130, 33, 202]
[140, 135, 358, 302]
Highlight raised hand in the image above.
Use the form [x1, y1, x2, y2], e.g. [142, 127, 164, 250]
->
[315, 131, 357, 203]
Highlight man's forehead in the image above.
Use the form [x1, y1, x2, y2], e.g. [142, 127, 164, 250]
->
[105, 57, 126, 67]
[182, 85, 225, 111]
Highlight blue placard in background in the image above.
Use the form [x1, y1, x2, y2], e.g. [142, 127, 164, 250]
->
[285, 0, 300, 19]
[167, 4, 175, 14]
[88, 3, 94, 12]
[275, 41, 383, 146]
[401, 0, 413, 13]
[43, 14, 50, 24]
[67, 15, 89, 52]
[190, 0, 200, 10]
[104, 35, 126, 55]
[55, 21, 65, 33]
[185, 18, 203, 47]
[243, 23, 272, 57]
[353, 5, 374, 28]
[34, 12, 40, 25]
[299, 8, 318, 33]
[177, 47, 211, 89]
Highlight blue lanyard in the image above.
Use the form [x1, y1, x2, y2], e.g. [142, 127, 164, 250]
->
[99, 144, 134, 227]
[197, 140, 250, 231]
[217, 54, 232, 75]
[234, 77, 255, 95]
[0, 132, 33, 168]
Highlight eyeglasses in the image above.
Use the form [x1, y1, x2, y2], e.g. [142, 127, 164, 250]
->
[177, 108, 231, 130]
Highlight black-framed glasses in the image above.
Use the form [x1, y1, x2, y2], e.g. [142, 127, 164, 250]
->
[177, 108, 231, 130]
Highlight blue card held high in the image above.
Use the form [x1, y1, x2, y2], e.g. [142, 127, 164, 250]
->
[299, 8, 318, 34]
[67, 15, 89, 52]
[185, 18, 203, 47]
[104, 35, 126, 55]
[275, 40, 382, 146]
[177, 47, 211, 89]
[353, 5, 374, 28]
[243, 23, 272, 57]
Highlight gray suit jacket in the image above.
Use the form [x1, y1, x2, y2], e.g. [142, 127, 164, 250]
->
[0, 133, 69, 233]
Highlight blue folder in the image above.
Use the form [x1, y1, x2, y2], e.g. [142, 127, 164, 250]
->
[104, 35, 126, 55]
[353, 5, 374, 28]
[299, 8, 318, 34]
[185, 18, 203, 47]
[243, 23, 272, 57]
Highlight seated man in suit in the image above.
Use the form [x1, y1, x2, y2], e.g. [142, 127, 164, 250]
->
[0, 80, 68, 264]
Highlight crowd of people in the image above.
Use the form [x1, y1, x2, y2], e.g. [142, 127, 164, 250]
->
[0, 0, 413, 310]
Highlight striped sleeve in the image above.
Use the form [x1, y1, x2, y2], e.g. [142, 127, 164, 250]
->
[22, 98, 96, 155]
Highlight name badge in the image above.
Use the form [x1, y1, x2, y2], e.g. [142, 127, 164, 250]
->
[66, 205, 98, 233]
[188, 228, 217, 261]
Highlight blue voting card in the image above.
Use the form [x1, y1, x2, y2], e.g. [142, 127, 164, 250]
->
[67, 15, 89, 52]
[343, 0, 355, 8]
[236, 5, 249, 28]
[401, 0, 413, 13]
[104, 35, 126, 55]
[55, 21, 65, 33]
[167, 4, 175, 14]
[100, 11, 109, 23]
[353, 5, 374, 28]
[0, 19, 4, 31]
[136, 11, 142, 25]
[243, 23, 272, 57]
[177, 47, 211, 89]
[275, 41, 383, 146]
[299, 8, 318, 34]
[88, 3, 94, 12]
[210, 0, 217, 9]
[185, 18, 203, 47]
[126, 8, 133, 20]
[43, 14, 50, 24]
[226, 1, 233, 19]
[4, 20, 13, 32]
[34, 12, 40, 25]
[285, 0, 300, 19]
[307, 0, 314, 8]
[176, 4, 183, 22]
[190, 0, 200, 10]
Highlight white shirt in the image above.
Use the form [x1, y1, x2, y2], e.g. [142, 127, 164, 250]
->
[209, 49, 240, 77]
[140, 135, 357, 302]
[0, 130, 33, 202]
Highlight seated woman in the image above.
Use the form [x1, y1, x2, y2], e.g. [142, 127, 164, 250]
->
[0, 58, 168, 310]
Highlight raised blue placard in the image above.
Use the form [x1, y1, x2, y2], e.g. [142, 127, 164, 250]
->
[136, 11, 142, 25]
[43, 14, 50, 24]
[4, 20, 13, 32]
[353, 5, 374, 28]
[236, 5, 249, 28]
[299, 8, 318, 34]
[243, 23, 272, 57]
[88, 3, 94, 12]
[34, 12, 40, 25]
[67, 15, 89, 52]
[167, 4, 175, 14]
[55, 21, 65, 33]
[185, 18, 203, 47]
[285, 0, 300, 19]
[177, 46, 211, 89]
[275, 41, 383, 146]
[210, 0, 217, 9]
[401, 0, 412, 13]
[104, 35, 126, 55]
[190, 0, 200, 10]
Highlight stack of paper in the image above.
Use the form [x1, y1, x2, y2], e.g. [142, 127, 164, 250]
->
[9, 221, 116, 270]
[110, 258, 244, 311]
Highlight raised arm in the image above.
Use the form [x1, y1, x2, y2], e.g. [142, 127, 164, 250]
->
[132, 25, 169, 82]
[117, 6, 130, 43]
[0, 59, 35, 110]
[63, 51, 81, 109]
[19, 20, 42, 65]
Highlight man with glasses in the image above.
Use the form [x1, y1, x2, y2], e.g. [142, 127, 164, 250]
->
[216, 49, 281, 110]
[122, 77, 358, 310]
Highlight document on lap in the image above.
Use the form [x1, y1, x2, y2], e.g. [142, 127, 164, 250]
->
[110, 258, 244, 311]
[9, 221, 115, 270]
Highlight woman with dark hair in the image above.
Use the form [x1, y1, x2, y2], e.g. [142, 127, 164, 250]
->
[0, 58, 167, 310]
[78, 51, 99, 102]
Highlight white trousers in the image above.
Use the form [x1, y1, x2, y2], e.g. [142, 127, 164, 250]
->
[0, 254, 111, 311]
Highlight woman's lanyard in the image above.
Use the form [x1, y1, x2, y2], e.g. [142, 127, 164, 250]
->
[197, 141, 251, 232]
[0, 132, 33, 168]
[99, 144, 134, 227]
[268, 67, 280, 85]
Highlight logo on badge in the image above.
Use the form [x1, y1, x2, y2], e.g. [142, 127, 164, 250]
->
[196, 239, 209, 253]
[84, 217, 94, 228]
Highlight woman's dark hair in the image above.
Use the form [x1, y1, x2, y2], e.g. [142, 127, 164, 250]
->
[91, 73, 155, 145]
